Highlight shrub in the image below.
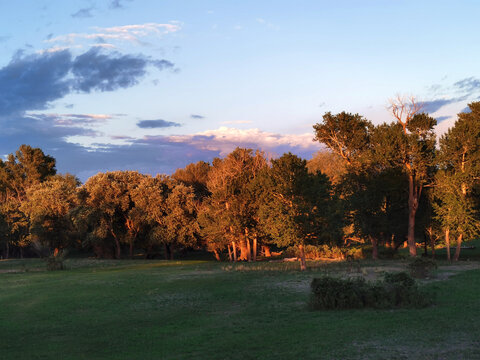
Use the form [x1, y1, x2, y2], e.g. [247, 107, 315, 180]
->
[408, 258, 437, 278]
[310, 277, 367, 309]
[46, 250, 67, 271]
[310, 272, 433, 310]
[285, 244, 363, 260]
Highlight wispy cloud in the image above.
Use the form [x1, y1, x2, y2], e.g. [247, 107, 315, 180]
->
[454, 77, 480, 94]
[47, 22, 181, 48]
[110, 0, 129, 9]
[137, 119, 181, 128]
[27, 113, 112, 127]
[422, 76, 480, 114]
[421, 96, 468, 113]
[71, 7, 94, 18]
[255, 17, 280, 30]
[190, 114, 205, 119]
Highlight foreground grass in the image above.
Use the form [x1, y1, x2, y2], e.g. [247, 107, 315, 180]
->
[1, 259, 480, 359]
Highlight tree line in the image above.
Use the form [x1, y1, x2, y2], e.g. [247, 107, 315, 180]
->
[1, 98, 479, 266]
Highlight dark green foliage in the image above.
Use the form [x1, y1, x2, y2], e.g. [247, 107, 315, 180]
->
[285, 244, 363, 260]
[407, 258, 437, 278]
[310, 272, 433, 310]
[313, 111, 373, 166]
[310, 277, 367, 309]
[45, 251, 67, 271]
[383, 271, 416, 287]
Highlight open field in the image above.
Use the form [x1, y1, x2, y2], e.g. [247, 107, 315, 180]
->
[1, 257, 480, 360]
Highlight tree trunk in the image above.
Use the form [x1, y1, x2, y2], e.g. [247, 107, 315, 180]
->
[407, 174, 418, 257]
[20, 247, 23, 259]
[129, 241, 134, 259]
[227, 245, 233, 262]
[244, 228, 251, 262]
[454, 233, 463, 262]
[423, 232, 428, 256]
[6, 241, 9, 259]
[445, 228, 451, 261]
[164, 244, 169, 260]
[370, 236, 378, 260]
[170, 244, 175, 260]
[430, 234, 436, 260]
[298, 243, 307, 271]
[239, 238, 248, 261]
[253, 235, 257, 262]
[213, 249, 221, 261]
[263, 245, 272, 257]
[232, 241, 237, 262]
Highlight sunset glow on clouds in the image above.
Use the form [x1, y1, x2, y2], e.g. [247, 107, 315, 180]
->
[1, 1, 480, 180]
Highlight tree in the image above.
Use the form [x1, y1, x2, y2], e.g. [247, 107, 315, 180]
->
[0, 145, 56, 257]
[200, 148, 267, 261]
[314, 105, 437, 257]
[313, 112, 372, 167]
[21, 174, 79, 254]
[434, 102, 480, 260]
[307, 150, 347, 184]
[132, 176, 199, 259]
[388, 96, 437, 256]
[338, 167, 408, 259]
[254, 153, 339, 270]
[172, 161, 211, 199]
[83, 171, 145, 259]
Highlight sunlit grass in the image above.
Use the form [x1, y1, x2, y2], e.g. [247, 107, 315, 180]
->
[1, 258, 480, 359]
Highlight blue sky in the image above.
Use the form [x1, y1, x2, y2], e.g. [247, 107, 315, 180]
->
[1, 0, 479, 180]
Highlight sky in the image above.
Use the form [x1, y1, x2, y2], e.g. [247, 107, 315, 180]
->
[1, 0, 480, 181]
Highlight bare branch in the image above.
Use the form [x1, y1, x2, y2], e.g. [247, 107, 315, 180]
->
[388, 94, 424, 133]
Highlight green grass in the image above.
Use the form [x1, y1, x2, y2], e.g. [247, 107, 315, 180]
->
[1, 258, 480, 359]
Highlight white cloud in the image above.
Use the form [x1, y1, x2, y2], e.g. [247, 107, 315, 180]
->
[166, 127, 321, 156]
[46, 22, 181, 47]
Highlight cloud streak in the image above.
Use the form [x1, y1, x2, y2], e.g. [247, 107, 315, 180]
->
[137, 119, 181, 128]
[47, 22, 181, 47]
[71, 7, 94, 18]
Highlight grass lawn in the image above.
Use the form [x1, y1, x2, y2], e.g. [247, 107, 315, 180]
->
[1, 257, 480, 359]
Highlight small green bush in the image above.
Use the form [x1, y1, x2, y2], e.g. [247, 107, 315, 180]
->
[285, 244, 364, 260]
[310, 277, 367, 309]
[46, 250, 67, 271]
[408, 258, 437, 278]
[310, 272, 433, 310]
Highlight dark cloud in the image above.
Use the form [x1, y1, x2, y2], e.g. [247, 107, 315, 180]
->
[0, 48, 175, 115]
[111, 135, 134, 140]
[137, 119, 181, 128]
[190, 114, 205, 119]
[454, 77, 480, 94]
[435, 116, 451, 122]
[0, 50, 72, 115]
[110, 0, 127, 9]
[72, 48, 150, 92]
[421, 96, 468, 113]
[421, 99, 457, 113]
[151, 59, 175, 70]
[71, 7, 94, 18]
